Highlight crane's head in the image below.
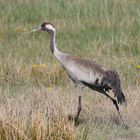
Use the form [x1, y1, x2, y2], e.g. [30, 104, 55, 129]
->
[31, 22, 55, 33]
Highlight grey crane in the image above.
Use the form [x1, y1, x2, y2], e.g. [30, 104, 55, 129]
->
[31, 22, 127, 129]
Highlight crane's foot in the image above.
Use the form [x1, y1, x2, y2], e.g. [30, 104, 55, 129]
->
[112, 99, 128, 130]
[74, 117, 80, 126]
[68, 114, 82, 126]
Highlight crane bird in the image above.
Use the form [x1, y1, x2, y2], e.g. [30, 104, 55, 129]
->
[31, 22, 127, 129]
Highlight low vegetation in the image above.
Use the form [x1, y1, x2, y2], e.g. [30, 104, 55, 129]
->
[0, 0, 140, 139]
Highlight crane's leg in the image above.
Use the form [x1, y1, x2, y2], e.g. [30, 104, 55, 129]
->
[74, 83, 85, 125]
[99, 90, 128, 129]
[89, 85, 128, 129]
[75, 95, 82, 125]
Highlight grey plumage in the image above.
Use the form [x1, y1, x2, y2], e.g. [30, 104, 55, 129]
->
[32, 22, 127, 128]
[63, 55, 125, 104]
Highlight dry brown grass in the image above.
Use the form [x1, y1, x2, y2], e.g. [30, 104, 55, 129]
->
[0, 56, 68, 87]
[0, 88, 76, 140]
[30, 62, 68, 87]
[0, 85, 140, 140]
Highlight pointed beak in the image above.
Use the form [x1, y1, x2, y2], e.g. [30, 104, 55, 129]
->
[30, 27, 42, 32]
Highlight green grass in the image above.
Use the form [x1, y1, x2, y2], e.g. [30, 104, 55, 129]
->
[0, 0, 140, 139]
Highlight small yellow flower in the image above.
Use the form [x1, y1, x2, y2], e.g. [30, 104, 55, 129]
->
[32, 64, 47, 68]
[136, 65, 140, 69]
[41, 64, 47, 68]
[47, 86, 52, 93]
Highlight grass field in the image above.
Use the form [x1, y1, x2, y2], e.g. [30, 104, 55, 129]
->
[0, 0, 140, 139]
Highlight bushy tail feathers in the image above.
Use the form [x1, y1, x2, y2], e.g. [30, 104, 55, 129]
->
[103, 70, 126, 104]
[115, 89, 126, 104]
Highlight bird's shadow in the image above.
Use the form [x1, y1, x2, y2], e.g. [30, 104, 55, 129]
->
[68, 114, 86, 126]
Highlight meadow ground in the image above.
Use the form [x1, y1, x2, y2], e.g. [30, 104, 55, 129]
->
[0, 0, 140, 139]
